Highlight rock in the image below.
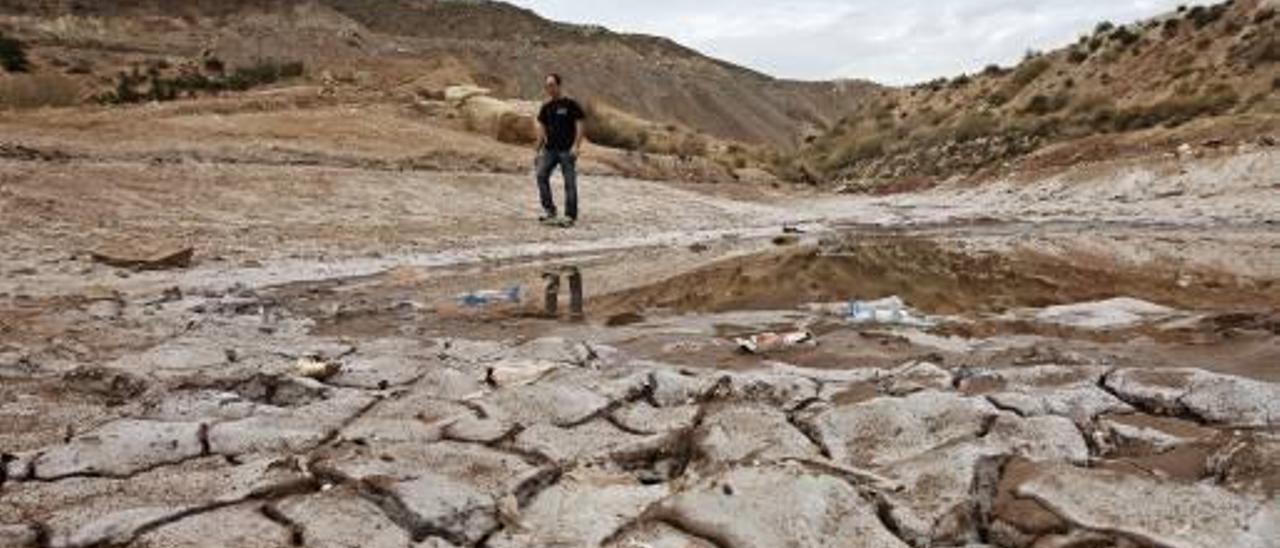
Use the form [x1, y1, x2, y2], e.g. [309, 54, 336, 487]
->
[0, 525, 39, 548]
[650, 369, 718, 407]
[110, 337, 227, 375]
[693, 403, 819, 465]
[713, 371, 820, 408]
[90, 245, 193, 271]
[510, 420, 661, 465]
[342, 394, 471, 445]
[54, 506, 193, 548]
[513, 337, 594, 366]
[208, 391, 377, 455]
[142, 390, 258, 422]
[810, 391, 998, 468]
[983, 366, 1132, 422]
[442, 416, 513, 444]
[132, 504, 290, 548]
[879, 414, 1088, 546]
[1098, 413, 1218, 454]
[1212, 433, 1280, 498]
[85, 299, 123, 321]
[315, 442, 552, 545]
[882, 361, 953, 395]
[1105, 368, 1280, 427]
[652, 465, 909, 548]
[612, 402, 700, 435]
[487, 469, 667, 547]
[604, 521, 718, 547]
[443, 85, 491, 103]
[1008, 461, 1279, 548]
[412, 366, 487, 400]
[275, 486, 416, 548]
[1034, 298, 1176, 330]
[479, 380, 611, 427]
[31, 419, 203, 479]
[329, 350, 430, 390]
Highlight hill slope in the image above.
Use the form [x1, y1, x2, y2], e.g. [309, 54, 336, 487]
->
[0, 0, 876, 148]
[794, 0, 1280, 188]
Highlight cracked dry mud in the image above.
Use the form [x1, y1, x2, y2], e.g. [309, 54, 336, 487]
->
[2, 297, 1278, 548]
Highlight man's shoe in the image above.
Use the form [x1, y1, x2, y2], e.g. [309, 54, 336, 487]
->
[538, 213, 558, 225]
[557, 217, 576, 228]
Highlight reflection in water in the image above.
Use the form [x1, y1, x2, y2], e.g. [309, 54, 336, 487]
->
[542, 266, 584, 321]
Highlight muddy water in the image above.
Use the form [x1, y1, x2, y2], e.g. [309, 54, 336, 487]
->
[275, 225, 1280, 380]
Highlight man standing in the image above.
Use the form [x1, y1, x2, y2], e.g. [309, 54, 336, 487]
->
[535, 73, 586, 227]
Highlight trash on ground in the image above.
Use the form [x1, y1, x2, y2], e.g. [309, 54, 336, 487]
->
[1033, 297, 1178, 330]
[804, 296, 935, 327]
[295, 357, 341, 380]
[458, 286, 522, 307]
[735, 330, 815, 354]
[90, 245, 194, 271]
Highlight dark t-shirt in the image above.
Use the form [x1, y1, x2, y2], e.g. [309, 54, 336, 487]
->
[538, 97, 586, 151]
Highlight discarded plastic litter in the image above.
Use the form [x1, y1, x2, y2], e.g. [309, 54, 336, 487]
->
[457, 286, 522, 307]
[803, 296, 935, 327]
[735, 330, 815, 354]
[295, 357, 341, 380]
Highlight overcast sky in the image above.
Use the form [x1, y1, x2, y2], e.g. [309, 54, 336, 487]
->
[505, 0, 1192, 84]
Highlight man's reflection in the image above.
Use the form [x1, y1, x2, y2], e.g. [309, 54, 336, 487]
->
[542, 266, 584, 320]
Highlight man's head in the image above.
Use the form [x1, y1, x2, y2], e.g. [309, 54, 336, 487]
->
[544, 73, 563, 99]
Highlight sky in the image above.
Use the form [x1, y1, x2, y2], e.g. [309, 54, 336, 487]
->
[505, 0, 1192, 85]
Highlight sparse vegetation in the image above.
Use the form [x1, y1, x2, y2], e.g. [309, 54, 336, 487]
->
[1110, 26, 1141, 47]
[100, 59, 305, 104]
[0, 32, 30, 72]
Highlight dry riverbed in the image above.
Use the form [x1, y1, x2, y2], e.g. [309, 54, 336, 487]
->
[2, 146, 1279, 547]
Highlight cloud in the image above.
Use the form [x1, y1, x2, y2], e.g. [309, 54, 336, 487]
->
[506, 0, 1192, 84]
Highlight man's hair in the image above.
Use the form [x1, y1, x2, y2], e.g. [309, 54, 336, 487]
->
[547, 73, 563, 85]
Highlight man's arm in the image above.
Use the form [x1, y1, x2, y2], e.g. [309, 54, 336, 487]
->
[572, 119, 585, 156]
[535, 122, 547, 152]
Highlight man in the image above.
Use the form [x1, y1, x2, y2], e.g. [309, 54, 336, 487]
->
[534, 73, 586, 227]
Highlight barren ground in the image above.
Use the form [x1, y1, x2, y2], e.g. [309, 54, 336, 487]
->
[1, 103, 1278, 547]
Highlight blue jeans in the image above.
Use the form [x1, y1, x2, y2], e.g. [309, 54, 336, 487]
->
[535, 149, 578, 220]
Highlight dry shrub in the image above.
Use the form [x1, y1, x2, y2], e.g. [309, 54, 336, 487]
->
[582, 101, 646, 151]
[0, 73, 81, 109]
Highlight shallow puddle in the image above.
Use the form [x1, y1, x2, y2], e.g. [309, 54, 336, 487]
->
[275, 225, 1280, 380]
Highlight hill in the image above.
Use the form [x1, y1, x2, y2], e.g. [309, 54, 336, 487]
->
[0, 0, 876, 148]
[792, 0, 1280, 189]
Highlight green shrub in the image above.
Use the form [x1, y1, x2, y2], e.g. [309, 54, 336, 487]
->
[1067, 48, 1089, 64]
[0, 32, 29, 73]
[1095, 21, 1115, 34]
[1110, 26, 1141, 47]
[982, 64, 1005, 77]
[1256, 8, 1277, 24]
[1187, 5, 1227, 29]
